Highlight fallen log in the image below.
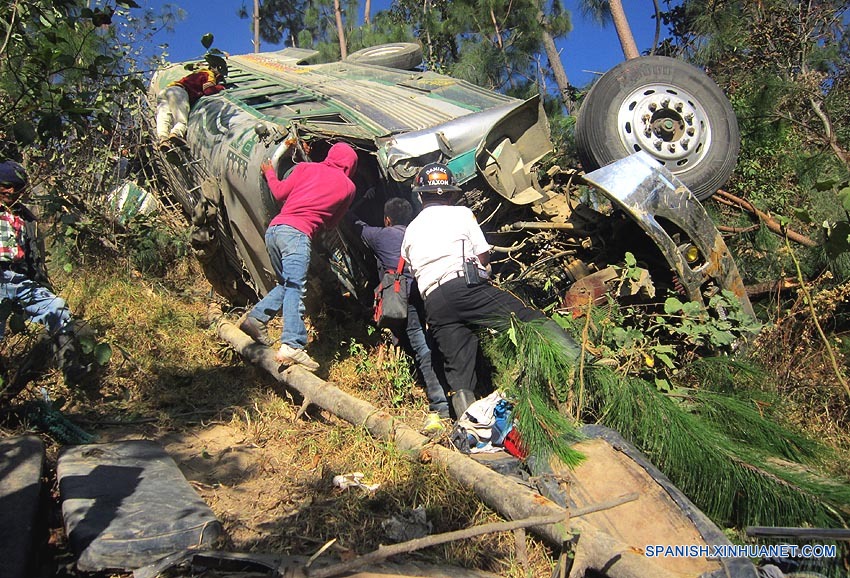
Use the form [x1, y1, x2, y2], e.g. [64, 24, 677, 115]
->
[215, 313, 697, 578]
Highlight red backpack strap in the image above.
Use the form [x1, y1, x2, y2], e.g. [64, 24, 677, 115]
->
[392, 257, 406, 293]
[393, 256, 405, 278]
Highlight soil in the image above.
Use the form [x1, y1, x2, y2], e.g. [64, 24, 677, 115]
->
[113, 423, 282, 549]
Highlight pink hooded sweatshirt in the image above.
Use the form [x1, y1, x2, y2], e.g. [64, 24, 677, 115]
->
[264, 142, 358, 238]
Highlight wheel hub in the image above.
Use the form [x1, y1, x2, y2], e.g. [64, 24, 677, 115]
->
[617, 85, 711, 172]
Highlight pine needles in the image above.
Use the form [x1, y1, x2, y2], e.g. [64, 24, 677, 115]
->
[483, 315, 850, 530]
[486, 315, 584, 467]
[589, 367, 849, 527]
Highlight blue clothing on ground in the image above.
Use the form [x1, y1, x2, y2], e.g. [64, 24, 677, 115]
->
[0, 270, 72, 339]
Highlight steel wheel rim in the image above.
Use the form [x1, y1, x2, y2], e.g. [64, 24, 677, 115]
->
[616, 83, 712, 174]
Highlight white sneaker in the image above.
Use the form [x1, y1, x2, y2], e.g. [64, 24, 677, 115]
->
[276, 343, 319, 371]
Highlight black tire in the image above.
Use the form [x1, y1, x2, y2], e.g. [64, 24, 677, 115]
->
[575, 56, 740, 201]
[344, 43, 423, 70]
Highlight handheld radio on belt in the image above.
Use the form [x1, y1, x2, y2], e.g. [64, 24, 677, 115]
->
[462, 240, 482, 287]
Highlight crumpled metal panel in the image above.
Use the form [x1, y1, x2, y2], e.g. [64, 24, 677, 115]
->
[379, 100, 530, 182]
[583, 152, 755, 317]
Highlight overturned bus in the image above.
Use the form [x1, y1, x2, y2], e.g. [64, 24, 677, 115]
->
[147, 42, 751, 322]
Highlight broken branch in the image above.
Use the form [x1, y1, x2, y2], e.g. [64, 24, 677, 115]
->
[711, 189, 817, 247]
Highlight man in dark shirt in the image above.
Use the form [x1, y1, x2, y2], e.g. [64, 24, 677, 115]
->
[350, 198, 450, 426]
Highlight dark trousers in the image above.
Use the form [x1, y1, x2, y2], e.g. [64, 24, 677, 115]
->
[391, 291, 449, 416]
[424, 277, 554, 394]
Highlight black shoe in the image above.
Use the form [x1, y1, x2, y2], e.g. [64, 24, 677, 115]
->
[53, 332, 94, 387]
[168, 133, 187, 147]
[239, 316, 273, 346]
[53, 333, 78, 366]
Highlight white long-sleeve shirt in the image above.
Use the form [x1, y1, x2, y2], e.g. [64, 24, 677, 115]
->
[401, 204, 491, 298]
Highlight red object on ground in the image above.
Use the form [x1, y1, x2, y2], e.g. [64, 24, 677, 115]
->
[503, 428, 527, 459]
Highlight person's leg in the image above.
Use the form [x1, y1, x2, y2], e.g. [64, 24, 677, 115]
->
[155, 89, 175, 140]
[276, 226, 311, 350]
[424, 285, 479, 416]
[6, 274, 89, 383]
[13, 276, 73, 335]
[246, 227, 287, 326]
[402, 299, 449, 417]
[0, 275, 16, 340]
[459, 283, 582, 361]
[168, 87, 190, 139]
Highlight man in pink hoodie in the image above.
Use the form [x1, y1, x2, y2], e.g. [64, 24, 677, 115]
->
[241, 142, 358, 371]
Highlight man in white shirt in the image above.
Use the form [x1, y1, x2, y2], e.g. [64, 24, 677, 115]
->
[401, 163, 581, 418]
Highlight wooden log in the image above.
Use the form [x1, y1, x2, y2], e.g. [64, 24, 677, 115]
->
[215, 316, 691, 578]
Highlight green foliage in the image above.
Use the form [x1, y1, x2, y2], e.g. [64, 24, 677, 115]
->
[125, 214, 190, 276]
[661, 290, 761, 348]
[487, 315, 850, 528]
[550, 257, 761, 388]
[589, 366, 849, 527]
[389, 0, 570, 92]
[346, 338, 417, 407]
[50, 205, 189, 278]
[254, 0, 571, 96]
[239, 0, 311, 46]
[0, 0, 148, 150]
[485, 316, 585, 467]
[78, 334, 112, 367]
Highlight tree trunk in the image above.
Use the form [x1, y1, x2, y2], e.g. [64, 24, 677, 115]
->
[253, 0, 260, 53]
[334, 0, 348, 59]
[364, 0, 371, 25]
[538, 9, 572, 113]
[608, 0, 639, 59]
[215, 314, 693, 578]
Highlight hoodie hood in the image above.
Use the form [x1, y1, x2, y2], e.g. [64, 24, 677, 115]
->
[322, 142, 358, 178]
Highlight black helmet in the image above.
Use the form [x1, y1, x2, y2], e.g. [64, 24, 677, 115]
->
[204, 53, 228, 77]
[412, 163, 461, 194]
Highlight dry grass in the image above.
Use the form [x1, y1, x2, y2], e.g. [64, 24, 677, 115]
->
[1, 258, 557, 577]
[7, 247, 850, 575]
[750, 280, 850, 469]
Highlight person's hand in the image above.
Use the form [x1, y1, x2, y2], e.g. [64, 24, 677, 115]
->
[260, 160, 273, 173]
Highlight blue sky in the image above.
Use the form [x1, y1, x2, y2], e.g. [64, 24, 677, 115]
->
[138, 0, 664, 87]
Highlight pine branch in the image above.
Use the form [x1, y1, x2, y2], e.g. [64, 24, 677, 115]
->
[485, 316, 850, 529]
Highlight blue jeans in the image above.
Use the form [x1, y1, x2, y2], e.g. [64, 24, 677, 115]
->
[393, 292, 449, 416]
[0, 270, 72, 339]
[248, 225, 311, 349]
